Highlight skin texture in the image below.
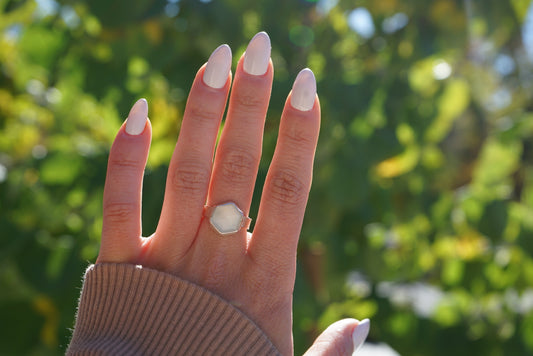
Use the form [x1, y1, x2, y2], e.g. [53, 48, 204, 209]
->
[96, 36, 361, 355]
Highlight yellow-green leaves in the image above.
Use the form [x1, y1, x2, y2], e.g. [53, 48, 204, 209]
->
[426, 79, 471, 143]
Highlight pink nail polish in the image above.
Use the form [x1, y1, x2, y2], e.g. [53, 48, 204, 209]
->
[125, 99, 148, 135]
[243, 31, 271, 76]
[352, 319, 370, 354]
[203, 44, 232, 89]
[290, 68, 317, 112]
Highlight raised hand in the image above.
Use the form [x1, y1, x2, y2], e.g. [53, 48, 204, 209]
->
[96, 31, 368, 355]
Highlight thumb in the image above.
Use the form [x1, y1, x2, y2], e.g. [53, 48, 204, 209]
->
[303, 319, 370, 356]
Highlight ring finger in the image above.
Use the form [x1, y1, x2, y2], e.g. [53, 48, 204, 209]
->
[201, 32, 273, 251]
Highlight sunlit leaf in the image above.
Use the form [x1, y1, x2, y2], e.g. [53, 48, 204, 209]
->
[425, 79, 470, 143]
[442, 258, 464, 286]
[40, 154, 83, 185]
[32, 295, 59, 348]
[2, 0, 533, 354]
[375, 146, 420, 178]
[471, 138, 521, 194]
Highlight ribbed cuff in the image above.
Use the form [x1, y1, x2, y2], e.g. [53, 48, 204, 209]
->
[67, 263, 280, 356]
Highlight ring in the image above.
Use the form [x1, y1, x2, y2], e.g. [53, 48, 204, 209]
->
[203, 202, 252, 235]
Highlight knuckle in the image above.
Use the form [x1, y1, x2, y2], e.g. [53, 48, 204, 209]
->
[103, 201, 137, 225]
[268, 170, 308, 207]
[219, 148, 258, 184]
[109, 157, 140, 171]
[280, 124, 315, 148]
[204, 255, 229, 291]
[189, 106, 219, 125]
[171, 162, 210, 195]
[235, 94, 264, 114]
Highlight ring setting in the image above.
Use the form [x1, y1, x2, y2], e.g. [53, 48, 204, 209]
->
[204, 202, 252, 235]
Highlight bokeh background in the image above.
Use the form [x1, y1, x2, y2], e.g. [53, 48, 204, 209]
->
[2, 0, 533, 354]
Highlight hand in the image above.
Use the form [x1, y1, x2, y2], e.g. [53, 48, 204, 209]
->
[96, 31, 368, 355]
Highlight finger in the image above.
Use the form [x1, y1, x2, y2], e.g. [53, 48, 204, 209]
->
[249, 69, 319, 268]
[152, 44, 232, 261]
[303, 319, 370, 356]
[99, 99, 151, 264]
[203, 32, 272, 246]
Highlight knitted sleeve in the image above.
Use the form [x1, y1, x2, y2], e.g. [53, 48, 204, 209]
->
[67, 263, 281, 356]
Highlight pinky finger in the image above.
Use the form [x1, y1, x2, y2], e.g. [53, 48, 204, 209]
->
[98, 99, 151, 264]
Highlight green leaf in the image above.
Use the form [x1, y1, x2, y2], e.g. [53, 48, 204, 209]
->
[40, 154, 83, 185]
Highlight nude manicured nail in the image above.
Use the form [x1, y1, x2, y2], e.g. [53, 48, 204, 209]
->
[125, 98, 148, 135]
[203, 44, 232, 89]
[352, 319, 370, 354]
[290, 68, 317, 112]
[243, 31, 271, 76]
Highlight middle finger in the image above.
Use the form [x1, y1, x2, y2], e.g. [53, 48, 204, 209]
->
[151, 44, 232, 266]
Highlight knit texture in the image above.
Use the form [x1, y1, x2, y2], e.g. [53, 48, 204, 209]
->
[67, 263, 281, 356]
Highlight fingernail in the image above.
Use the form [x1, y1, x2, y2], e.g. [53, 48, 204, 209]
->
[290, 68, 317, 112]
[352, 319, 370, 354]
[203, 44, 232, 89]
[243, 31, 271, 76]
[125, 98, 148, 135]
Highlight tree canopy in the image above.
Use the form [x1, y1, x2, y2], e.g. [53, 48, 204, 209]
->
[1, 0, 533, 354]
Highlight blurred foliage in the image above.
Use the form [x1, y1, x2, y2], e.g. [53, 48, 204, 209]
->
[1, 0, 533, 354]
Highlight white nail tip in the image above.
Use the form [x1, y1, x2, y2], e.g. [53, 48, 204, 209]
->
[243, 31, 271, 76]
[125, 98, 148, 135]
[352, 319, 370, 355]
[203, 44, 232, 89]
[290, 68, 317, 112]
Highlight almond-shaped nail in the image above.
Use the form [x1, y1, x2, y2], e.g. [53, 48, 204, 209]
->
[243, 31, 271, 76]
[352, 319, 370, 354]
[203, 44, 232, 89]
[290, 68, 317, 112]
[125, 98, 148, 135]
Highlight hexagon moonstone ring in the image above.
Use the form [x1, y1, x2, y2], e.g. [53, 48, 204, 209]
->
[203, 202, 252, 235]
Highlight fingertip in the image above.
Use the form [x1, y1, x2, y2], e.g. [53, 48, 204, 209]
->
[290, 68, 317, 112]
[303, 318, 359, 356]
[125, 98, 149, 135]
[352, 319, 370, 354]
[203, 44, 232, 89]
[115, 116, 152, 150]
[243, 31, 271, 76]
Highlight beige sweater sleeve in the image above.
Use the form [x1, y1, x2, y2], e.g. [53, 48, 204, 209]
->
[67, 263, 281, 356]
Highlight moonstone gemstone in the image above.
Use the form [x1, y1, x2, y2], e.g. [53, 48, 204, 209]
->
[210, 202, 244, 235]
